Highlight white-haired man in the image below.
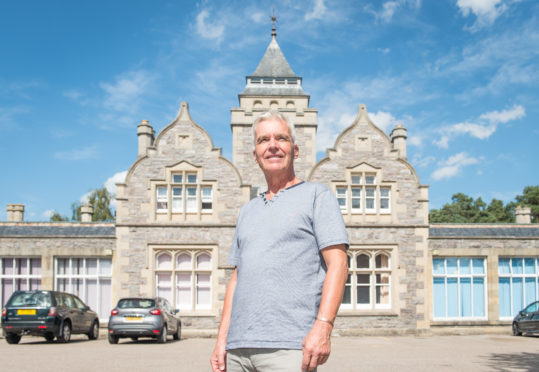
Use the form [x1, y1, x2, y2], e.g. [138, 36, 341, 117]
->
[211, 110, 349, 372]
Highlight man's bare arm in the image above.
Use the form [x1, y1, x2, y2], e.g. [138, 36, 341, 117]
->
[302, 244, 348, 372]
[210, 268, 237, 372]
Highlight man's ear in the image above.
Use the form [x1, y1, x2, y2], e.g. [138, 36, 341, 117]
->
[294, 144, 299, 159]
[253, 149, 258, 164]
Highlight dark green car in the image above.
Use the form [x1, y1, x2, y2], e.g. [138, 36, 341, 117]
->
[1, 290, 99, 344]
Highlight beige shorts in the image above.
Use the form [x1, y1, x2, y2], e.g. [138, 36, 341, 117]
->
[226, 348, 316, 372]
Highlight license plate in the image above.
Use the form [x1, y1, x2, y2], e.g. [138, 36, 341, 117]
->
[125, 316, 143, 322]
[17, 309, 36, 315]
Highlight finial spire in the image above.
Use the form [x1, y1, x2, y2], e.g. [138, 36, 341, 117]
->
[270, 6, 277, 38]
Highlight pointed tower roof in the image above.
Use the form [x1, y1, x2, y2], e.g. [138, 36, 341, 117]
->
[241, 21, 307, 96]
[251, 35, 298, 78]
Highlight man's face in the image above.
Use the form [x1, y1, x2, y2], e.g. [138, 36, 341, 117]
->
[253, 118, 299, 176]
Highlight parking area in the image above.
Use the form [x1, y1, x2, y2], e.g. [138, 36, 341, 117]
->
[0, 333, 537, 371]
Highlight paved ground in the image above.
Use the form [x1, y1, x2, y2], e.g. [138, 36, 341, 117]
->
[0, 333, 538, 371]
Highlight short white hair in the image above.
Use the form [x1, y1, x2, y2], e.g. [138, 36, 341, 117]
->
[252, 110, 296, 147]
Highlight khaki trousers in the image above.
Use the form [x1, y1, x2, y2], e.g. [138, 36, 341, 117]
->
[227, 348, 316, 372]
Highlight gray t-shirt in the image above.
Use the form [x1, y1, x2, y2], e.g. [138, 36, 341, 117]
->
[226, 181, 349, 350]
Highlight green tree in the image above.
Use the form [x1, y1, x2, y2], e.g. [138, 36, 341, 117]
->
[513, 186, 539, 223]
[71, 187, 115, 222]
[49, 211, 69, 222]
[430, 193, 513, 223]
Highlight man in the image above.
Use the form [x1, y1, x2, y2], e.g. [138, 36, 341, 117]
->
[210, 111, 349, 372]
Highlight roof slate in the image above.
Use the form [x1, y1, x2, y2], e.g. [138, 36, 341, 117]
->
[430, 226, 539, 237]
[251, 37, 297, 78]
[0, 225, 116, 237]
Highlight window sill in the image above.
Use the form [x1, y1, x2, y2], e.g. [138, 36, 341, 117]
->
[431, 319, 489, 325]
[177, 310, 218, 317]
[338, 310, 398, 317]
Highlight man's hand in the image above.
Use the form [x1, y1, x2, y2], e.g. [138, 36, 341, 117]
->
[210, 341, 227, 372]
[301, 320, 332, 371]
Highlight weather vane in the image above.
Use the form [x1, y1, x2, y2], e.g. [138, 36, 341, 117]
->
[270, 6, 278, 37]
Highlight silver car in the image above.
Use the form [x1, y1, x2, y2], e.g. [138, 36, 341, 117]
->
[107, 297, 181, 344]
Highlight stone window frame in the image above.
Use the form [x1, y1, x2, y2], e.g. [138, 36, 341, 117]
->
[54, 257, 112, 321]
[150, 162, 216, 219]
[498, 257, 539, 320]
[340, 248, 393, 312]
[432, 257, 488, 321]
[333, 167, 392, 216]
[152, 245, 216, 316]
[0, 257, 42, 306]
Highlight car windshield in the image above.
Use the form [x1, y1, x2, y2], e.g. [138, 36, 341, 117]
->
[118, 299, 155, 309]
[525, 302, 539, 313]
[7, 292, 52, 307]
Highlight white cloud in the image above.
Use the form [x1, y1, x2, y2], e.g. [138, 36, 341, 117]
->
[251, 12, 265, 23]
[433, 104, 525, 148]
[369, 111, 397, 132]
[408, 135, 423, 147]
[450, 122, 496, 139]
[479, 104, 525, 124]
[377, 47, 391, 54]
[0, 105, 30, 130]
[366, 0, 421, 23]
[196, 9, 225, 42]
[53, 145, 98, 161]
[412, 154, 435, 168]
[100, 70, 154, 112]
[431, 152, 479, 180]
[456, 0, 515, 32]
[104, 171, 128, 195]
[305, 0, 327, 21]
[433, 135, 450, 149]
[42, 209, 55, 219]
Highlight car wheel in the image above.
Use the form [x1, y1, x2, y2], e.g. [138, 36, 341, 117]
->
[158, 325, 167, 344]
[44, 333, 55, 342]
[87, 320, 99, 340]
[58, 321, 72, 343]
[173, 322, 181, 341]
[108, 333, 119, 344]
[5, 333, 21, 344]
[512, 322, 522, 336]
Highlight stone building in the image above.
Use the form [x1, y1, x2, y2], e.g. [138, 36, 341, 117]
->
[1, 30, 538, 336]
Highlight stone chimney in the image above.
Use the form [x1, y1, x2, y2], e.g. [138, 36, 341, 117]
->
[80, 203, 94, 223]
[7, 204, 24, 222]
[390, 124, 407, 160]
[515, 205, 532, 224]
[137, 119, 155, 156]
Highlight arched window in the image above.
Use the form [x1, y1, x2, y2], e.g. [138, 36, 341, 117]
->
[341, 250, 392, 311]
[154, 250, 213, 312]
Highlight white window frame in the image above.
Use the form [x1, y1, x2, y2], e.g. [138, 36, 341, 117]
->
[155, 171, 213, 215]
[341, 250, 392, 311]
[156, 186, 168, 213]
[336, 187, 347, 212]
[365, 187, 376, 213]
[335, 172, 391, 215]
[154, 249, 213, 313]
[54, 257, 112, 321]
[201, 186, 213, 212]
[498, 257, 539, 320]
[1, 257, 42, 306]
[432, 257, 488, 321]
[380, 187, 391, 213]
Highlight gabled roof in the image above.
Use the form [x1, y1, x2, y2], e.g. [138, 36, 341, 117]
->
[250, 36, 298, 78]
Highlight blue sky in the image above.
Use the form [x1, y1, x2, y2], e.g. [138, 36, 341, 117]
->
[1, 0, 538, 221]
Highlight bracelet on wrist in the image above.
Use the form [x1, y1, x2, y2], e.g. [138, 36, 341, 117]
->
[316, 316, 334, 327]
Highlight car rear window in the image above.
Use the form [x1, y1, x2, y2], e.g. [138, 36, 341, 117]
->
[118, 299, 155, 309]
[7, 292, 52, 307]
